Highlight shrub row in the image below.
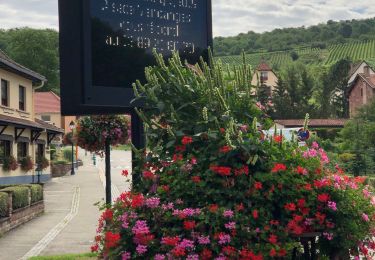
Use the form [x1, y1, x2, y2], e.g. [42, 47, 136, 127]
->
[0, 184, 43, 211]
[0, 192, 8, 218]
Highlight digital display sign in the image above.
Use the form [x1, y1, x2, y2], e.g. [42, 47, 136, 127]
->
[59, 0, 212, 115]
[91, 0, 210, 88]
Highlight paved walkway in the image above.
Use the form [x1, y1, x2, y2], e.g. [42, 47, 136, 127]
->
[0, 150, 132, 260]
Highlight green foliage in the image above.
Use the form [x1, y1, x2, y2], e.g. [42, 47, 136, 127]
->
[0, 192, 8, 218]
[214, 18, 375, 56]
[37, 156, 49, 170]
[0, 28, 59, 93]
[1, 186, 29, 210]
[63, 148, 73, 162]
[52, 160, 69, 165]
[2, 155, 18, 171]
[30, 184, 43, 204]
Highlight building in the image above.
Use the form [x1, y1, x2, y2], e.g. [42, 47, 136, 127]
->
[347, 61, 375, 117]
[251, 61, 279, 97]
[34, 91, 76, 133]
[0, 50, 64, 184]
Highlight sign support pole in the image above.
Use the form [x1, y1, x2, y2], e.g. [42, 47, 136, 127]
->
[131, 109, 145, 191]
[105, 138, 111, 204]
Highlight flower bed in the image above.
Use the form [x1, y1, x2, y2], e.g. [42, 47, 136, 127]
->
[92, 52, 375, 259]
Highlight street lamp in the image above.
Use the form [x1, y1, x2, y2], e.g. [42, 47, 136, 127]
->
[69, 121, 75, 175]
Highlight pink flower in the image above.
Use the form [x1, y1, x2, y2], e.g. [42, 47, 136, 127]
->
[327, 201, 337, 211]
[198, 236, 210, 245]
[218, 233, 231, 245]
[225, 222, 236, 230]
[362, 213, 370, 222]
[132, 220, 150, 235]
[187, 254, 199, 260]
[178, 239, 194, 249]
[323, 232, 333, 240]
[154, 254, 165, 260]
[136, 244, 147, 255]
[363, 189, 371, 198]
[145, 197, 160, 209]
[312, 142, 319, 149]
[122, 252, 131, 260]
[223, 210, 234, 218]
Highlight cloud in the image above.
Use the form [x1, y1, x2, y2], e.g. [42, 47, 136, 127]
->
[0, 0, 374, 37]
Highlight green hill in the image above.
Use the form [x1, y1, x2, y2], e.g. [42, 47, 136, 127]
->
[217, 40, 375, 70]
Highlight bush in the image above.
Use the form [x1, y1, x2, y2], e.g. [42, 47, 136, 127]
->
[0, 192, 8, 218]
[1, 186, 29, 210]
[20, 156, 34, 172]
[52, 160, 69, 165]
[92, 52, 375, 259]
[30, 184, 43, 204]
[3, 155, 18, 171]
[63, 148, 73, 162]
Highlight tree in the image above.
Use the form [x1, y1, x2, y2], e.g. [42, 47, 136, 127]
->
[340, 24, 353, 38]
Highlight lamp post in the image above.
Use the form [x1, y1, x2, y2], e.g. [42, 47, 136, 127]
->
[69, 121, 75, 175]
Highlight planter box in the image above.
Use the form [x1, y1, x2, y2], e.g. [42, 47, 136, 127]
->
[0, 201, 44, 235]
[51, 160, 83, 178]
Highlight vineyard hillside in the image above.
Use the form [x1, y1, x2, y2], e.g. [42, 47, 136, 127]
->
[216, 40, 375, 70]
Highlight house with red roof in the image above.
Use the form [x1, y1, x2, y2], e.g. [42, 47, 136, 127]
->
[346, 61, 375, 117]
[251, 61, 279, 97]
[34, 91, 75, 133]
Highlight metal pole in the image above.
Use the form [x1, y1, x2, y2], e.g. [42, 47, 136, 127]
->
[105, 138, 111, 204]
[71, 141, 75, 175]
[131, 110, 145, 191]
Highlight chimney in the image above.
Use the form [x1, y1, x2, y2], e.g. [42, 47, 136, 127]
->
[364, 66, 370, 77]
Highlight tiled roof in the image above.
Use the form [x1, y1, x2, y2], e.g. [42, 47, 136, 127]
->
[256, 61, 272, 71]
[275, 119, 348, 128]
[0, 49, 46, 84]
[34, 91, 61, 113]
[35, 118, 64, 133]
[0, 114, 43, 129]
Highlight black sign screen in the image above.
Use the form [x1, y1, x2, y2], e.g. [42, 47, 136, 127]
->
[91, 0, 210, 88]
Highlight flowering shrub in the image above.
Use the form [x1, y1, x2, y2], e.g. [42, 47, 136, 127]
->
[20, 156, 34, 172]
[36, 156, 49, 170]
[3, 155, 18, 171]
[75, 115, 130, 153]
[93, 52, 375, 259]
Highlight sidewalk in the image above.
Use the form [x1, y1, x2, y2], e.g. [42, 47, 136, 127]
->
[0, 163, 104, 260]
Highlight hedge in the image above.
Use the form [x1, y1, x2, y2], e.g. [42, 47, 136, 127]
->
[1, 186, 29, 210]
[63, 148, 73, 162]
[30, 184, 43, 204]
[0, 192, 8, 218]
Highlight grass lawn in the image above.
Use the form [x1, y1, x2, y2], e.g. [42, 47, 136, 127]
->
[29, 253, 97, 260]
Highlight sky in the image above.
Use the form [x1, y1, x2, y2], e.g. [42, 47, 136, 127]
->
[0, 0, 374, 37]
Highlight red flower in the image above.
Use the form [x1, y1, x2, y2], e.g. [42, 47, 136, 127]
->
[296, 166, 307, 175]
[220, 128, 226, 134]
[304, 184, 312, 191]
[172, 154, 183, 162]
[317, 193, 330, 203]
[271, 163, 287, 173]
[284, 203, 296, 211]
[104, 231, 120, 249]
[254, 182, 263, 190]
[270, 220, 279, 226]
[252, 209, 259, 219]
[269, 248, 277, 257]
[209, 204, 219, 213]
[162, 236, 179, 246]
[315, 212, 326, 225]
[278, 249, 287, 257]
[183, 220, 196, 230]
[234, 165, 249, 176]
[293, 215, 303, 222]
[297, 198, 306, 208]
[175, 145, 186, 152]
[222, 246, 236, 256]
[102, 208, 113, 221]
[236, 203, 244, 212]
[121, 169, 129, 177]
[210, 166, 232, 176]
[90, 244, 99, 252]
[273, 135, 283, 143]
[268, 234, 278, 244]
[201, 248, 213, 260]
[162, 185, 170, 192]
[172, 247, 186, 257]
[219, 145, 232, 153]
[131, 194, 144, 208]
[191, 176, 201, 183]
[181, 136, 193, 145]
[142, 171, 154, 180]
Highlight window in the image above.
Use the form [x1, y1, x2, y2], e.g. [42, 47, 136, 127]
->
[41, 115, 51, 122]
[19, 85, 26, 111]
[17, 142, 28, 160]
[260, 71, 268, 82]
[1, 79, 9, 107]
[0, 140, 11, 163]
[36, 144, 45, 159]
